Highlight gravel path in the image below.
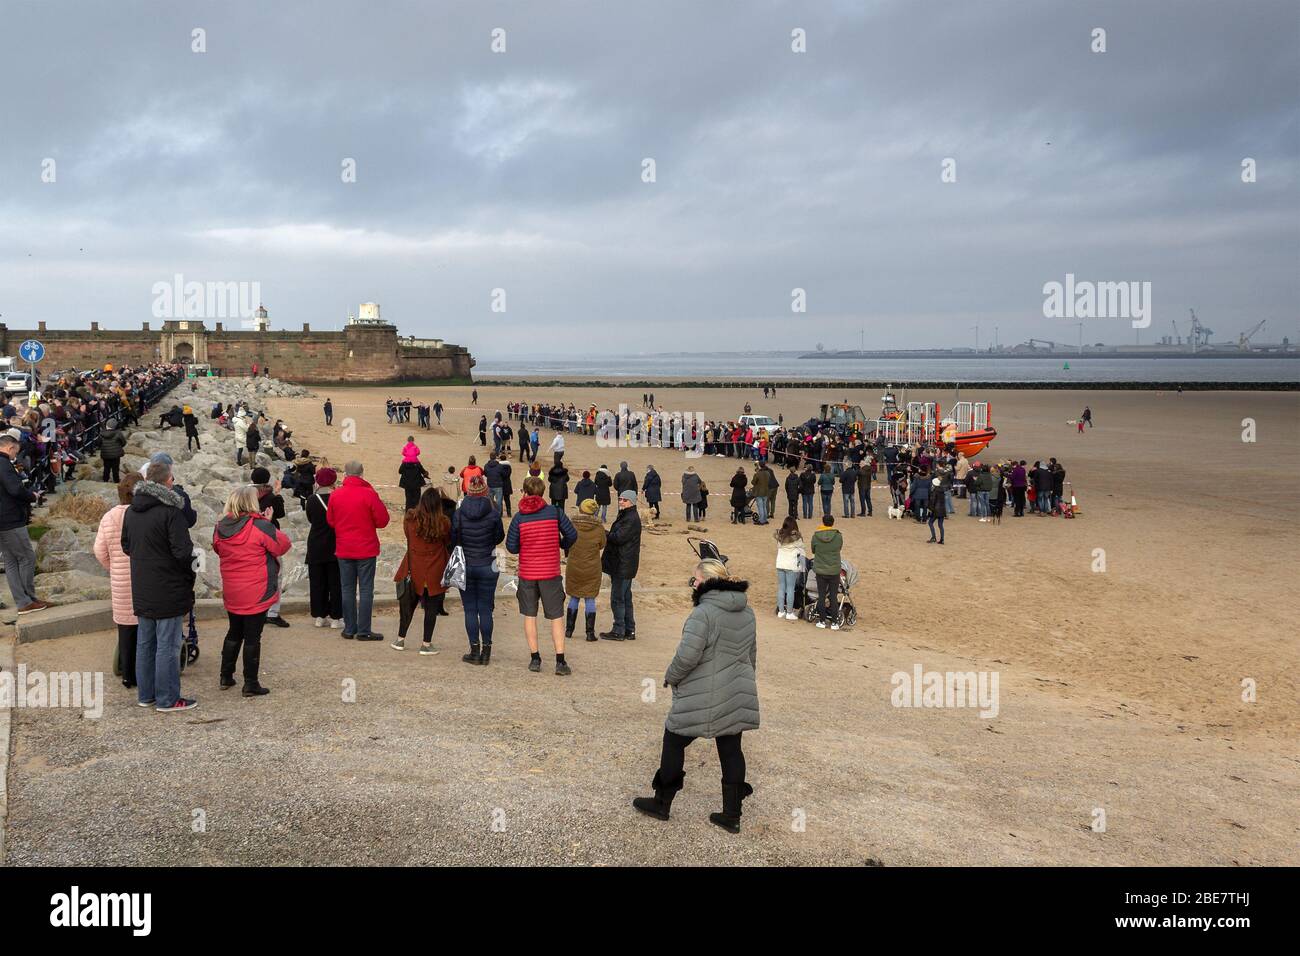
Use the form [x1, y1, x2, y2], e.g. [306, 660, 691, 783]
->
[4, 605, 1295, 866]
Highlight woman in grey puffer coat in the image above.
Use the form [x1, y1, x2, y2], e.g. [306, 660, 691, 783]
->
[632, 559, 759, 833]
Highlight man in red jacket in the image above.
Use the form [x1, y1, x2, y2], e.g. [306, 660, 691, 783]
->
[326, 460, 390, 641]
[506, 475, 577, 675]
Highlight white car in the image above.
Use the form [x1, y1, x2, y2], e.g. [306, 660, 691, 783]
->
[3, 372, 36, 395]
[738, 414, 781, 433]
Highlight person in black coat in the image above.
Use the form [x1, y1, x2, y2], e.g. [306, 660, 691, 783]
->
[245, 419, 261, 460]
[594, 466, 613, 521]
[120, 460, 196, 711]
[797, 465, 816, 520]
[840, 462, 859, 518]
[599, 491, 642, 641]
[784, 467, 800, 519]
[1050, 459, 1066, 512]
[304, 467, 342, 626]
[548, 461, 570, 512]
[451, 488, 506, 664]
[1032, 461, 1053, 514]
[399, 458, 429, 511]
[0, 435, 45, 612]
[323, 399, 333, 426]
[498, 455, 514, 516]
[642, 465, 662, 520]
[613, 461, 637, 497]
[182, 408, 201, 450]
[574, 470, 597, 507]
[728, 468, 750, 524]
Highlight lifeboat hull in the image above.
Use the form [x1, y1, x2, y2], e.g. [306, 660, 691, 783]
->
[952, 428, 997, 458]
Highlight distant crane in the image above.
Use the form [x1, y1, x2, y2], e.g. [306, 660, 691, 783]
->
[1238, 320, 1266, 350]
[1170, 319, 1183, 346]
[1188, 309, 1214, 352]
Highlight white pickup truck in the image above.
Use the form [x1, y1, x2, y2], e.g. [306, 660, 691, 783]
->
[737, 414, 781, 433]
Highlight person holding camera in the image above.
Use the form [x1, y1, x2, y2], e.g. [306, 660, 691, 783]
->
[0, 434, 49, 613]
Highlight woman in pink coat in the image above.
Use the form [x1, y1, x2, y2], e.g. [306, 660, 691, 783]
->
[212, 485, 293, 697]
[93, 473, 144, 689]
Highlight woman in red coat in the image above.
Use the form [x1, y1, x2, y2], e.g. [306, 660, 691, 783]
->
[392, 487, 452, 654]
[213, 485, 293, 696]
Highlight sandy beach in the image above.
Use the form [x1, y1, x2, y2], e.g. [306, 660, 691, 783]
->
[5, 383, 1298, 865]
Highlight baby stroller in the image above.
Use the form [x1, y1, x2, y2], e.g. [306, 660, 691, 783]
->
[113, 609, 200, 678]
[688, 536, 729, 566]
[799, 557, 859, 628]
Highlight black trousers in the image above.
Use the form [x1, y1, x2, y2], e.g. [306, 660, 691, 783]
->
[117, 624, 138, 686]
[815, 572, 840, 622]
[658, 728, 746, 785]
[221, 610, 268, 683]
[187, 434, 200, 450]
[404, 486, 421, 510]
[102, 458, 121, 483]
[1012, 487, 1026, 516]
[399, 591, 445, 641]
[308, 561, 342, 619]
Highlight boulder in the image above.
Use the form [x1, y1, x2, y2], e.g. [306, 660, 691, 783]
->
[38, 549, 109, 577]
[60, 480, 122, 507]
[35, 527, 81, 562]
[35, 569, 113, 604]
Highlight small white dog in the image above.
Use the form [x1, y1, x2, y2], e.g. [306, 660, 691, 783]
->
[887, 505, 905, 520]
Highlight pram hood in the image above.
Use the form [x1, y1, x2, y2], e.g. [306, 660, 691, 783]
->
[804, 557, 858, 593]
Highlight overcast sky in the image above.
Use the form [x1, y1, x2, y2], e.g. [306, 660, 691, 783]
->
[1, 0, 1296, 358]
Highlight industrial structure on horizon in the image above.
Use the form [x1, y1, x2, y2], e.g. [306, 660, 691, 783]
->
[801, 311, 1294, 359]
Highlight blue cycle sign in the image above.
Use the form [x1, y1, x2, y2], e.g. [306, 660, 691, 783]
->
[19, 339, 45, 364]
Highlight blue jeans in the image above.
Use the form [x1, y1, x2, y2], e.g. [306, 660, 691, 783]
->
[820, 491, 832, 515]
[928, 513, 945, 542]
[599, 503, 608, 522]
[755, 496, 768, 524]
[801, 492, 813, 518]
[945, 490, 955, 515]
[339, 556, 377, 635]
[489, 487, 503, 511]
[776, 569, 798, 614]
[137, 615, 184, 707]
[610, 576, 635, 635]
[460, 563, 499, 647]
[842, 492, 855, 517]
[858, 483, 872, 516]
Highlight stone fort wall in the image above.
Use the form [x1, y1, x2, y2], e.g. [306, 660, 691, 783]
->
[0, 321, 474, 384]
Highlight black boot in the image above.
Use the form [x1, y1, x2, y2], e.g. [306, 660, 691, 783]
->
[584, 612, 597, 642]
[708, 781, 754, 833]
[220, 636, 240, 689]
[479, 644, 492, 666]
[632, 771, 685, 821]
[241, 641, 268, 696]
[564, 607, 578, 639]
[462, 643, 481, 664]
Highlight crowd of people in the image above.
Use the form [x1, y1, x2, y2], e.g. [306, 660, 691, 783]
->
[69, 379, 1090, 835]
[0, 362, 184, 616]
